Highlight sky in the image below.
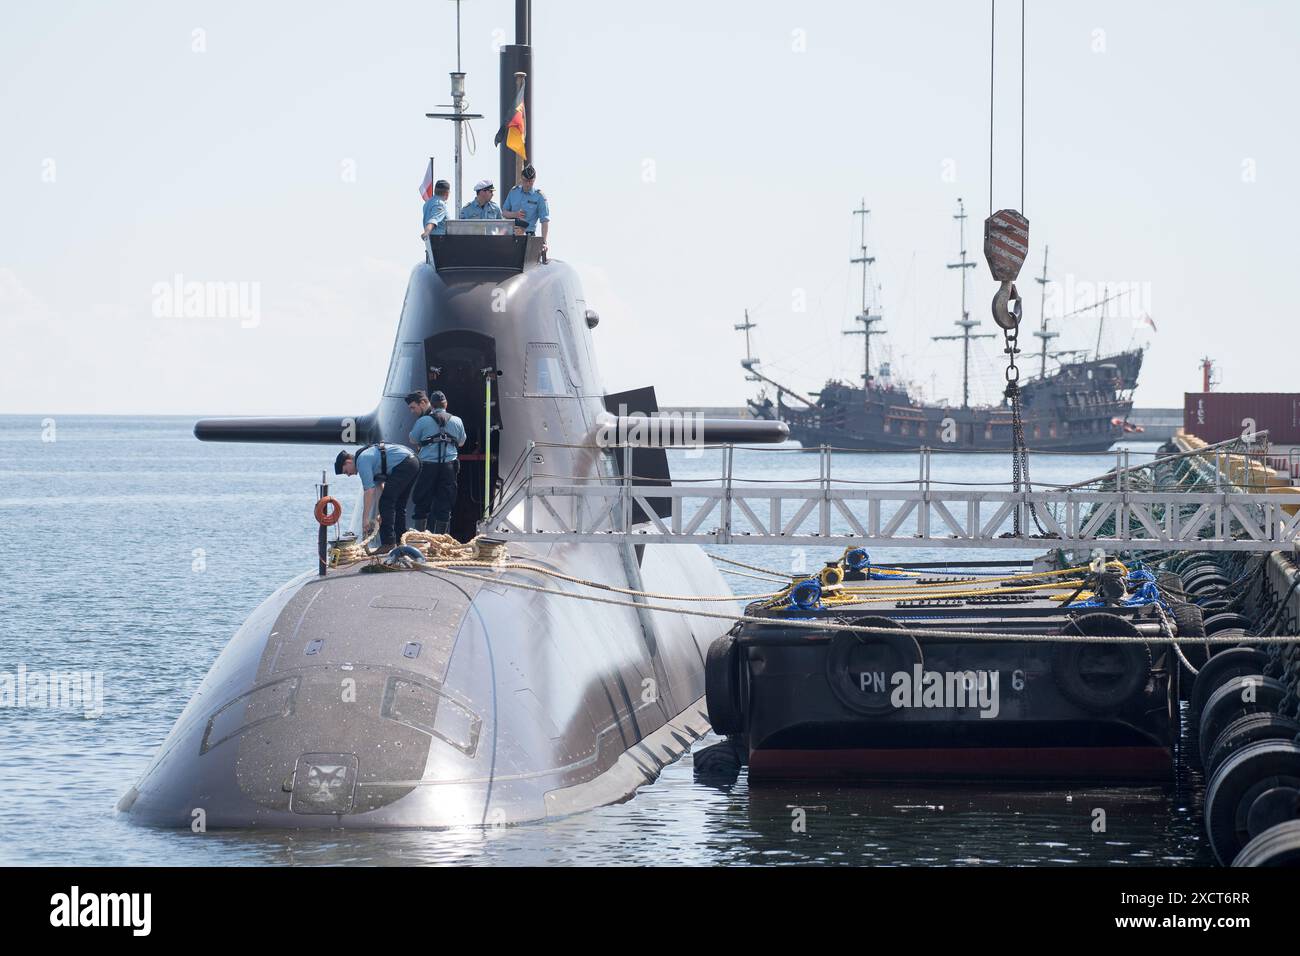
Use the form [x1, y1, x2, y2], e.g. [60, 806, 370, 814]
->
[2, 0, 1297, 416]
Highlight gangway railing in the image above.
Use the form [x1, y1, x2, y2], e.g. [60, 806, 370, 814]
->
[481, 441, 1300, 553]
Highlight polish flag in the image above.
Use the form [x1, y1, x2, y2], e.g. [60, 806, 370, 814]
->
[419, 159, 434, 201]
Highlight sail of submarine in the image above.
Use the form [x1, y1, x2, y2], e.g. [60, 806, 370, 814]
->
[118, 0, 787, 828]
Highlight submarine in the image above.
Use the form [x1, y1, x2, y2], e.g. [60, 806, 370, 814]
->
[118, 1, 786, 828]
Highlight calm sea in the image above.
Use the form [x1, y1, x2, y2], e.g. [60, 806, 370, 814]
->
[0, 416, 1211, 865]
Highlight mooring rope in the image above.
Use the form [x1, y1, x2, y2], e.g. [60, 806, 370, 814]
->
[411, 561, 1300, 645]
[329, 533, 1297, 646]
[706, 553, 790, 578]
[718, 566, 788, 584]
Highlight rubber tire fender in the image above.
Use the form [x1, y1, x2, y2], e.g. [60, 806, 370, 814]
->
[1205, 740, 1300, 866]
[825, 616, 922, 717]
[1183, 569, 1230, 596]
[1196, 599, 1233, 614]
[1205, 712, 1300, 777]
[705, 634, 749, 736]
[1190, 647, 1270, 726]
[1203, 612, 1254, 635]
[1199, 675, 1288, 764]
[1232, 819, 1300, 867]
[1053, 613, 1149, 713]
[1156, 570, 1187, 603]
[1174, 555, 1222, 576]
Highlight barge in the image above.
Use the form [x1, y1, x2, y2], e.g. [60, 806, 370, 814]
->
[706, 552, 1185, 783]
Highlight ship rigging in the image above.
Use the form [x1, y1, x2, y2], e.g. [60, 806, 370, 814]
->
[737, 204, 1146, 453]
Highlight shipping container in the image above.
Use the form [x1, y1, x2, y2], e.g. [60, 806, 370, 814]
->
[1184, 392, 1300, 444]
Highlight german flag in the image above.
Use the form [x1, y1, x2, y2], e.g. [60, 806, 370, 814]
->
[494, 77, 527, 160]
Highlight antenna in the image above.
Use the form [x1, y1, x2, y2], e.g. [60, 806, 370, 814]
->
[844, 200, 885, 399]
[1200, 356, 1218, 392]
[1031, 245, 1057, 379]
[934, 197, 995, 409]
[425, 1, 484, 213]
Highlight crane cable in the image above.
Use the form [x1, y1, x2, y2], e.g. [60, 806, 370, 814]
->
[988, 0, 1026, 217]
[989, 0, 1041, 535]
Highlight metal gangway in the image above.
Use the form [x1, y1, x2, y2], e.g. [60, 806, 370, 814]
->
[483, 436, 1300, 554]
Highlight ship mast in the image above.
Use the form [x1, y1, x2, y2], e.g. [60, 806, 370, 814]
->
[1032, 245, 1057, 379]
[1094, 282, 1108, 360]
[933, 198, 995, 409]
[843, 200, 884, 402]
[734, 311, 817, 408]
[736, 309, 761, 383]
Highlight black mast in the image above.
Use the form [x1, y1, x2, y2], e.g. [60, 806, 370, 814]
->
[498, 0, 533, 194]
[843, 200, 884, 402]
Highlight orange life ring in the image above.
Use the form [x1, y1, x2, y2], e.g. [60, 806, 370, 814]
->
[314, 496, 342, 527]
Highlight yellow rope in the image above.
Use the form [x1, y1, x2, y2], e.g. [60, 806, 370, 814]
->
[837, 563, 1110, 592]
[327, 526, 380, 566]
[819, 578, 1086, 606]
[749, 558, 1117, 610]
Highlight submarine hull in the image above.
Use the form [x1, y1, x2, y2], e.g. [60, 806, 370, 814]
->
[119, 541, 731, 828]
[121, 243, 775, 828]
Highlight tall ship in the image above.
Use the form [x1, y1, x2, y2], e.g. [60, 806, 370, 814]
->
[740, 199, 1145, 452]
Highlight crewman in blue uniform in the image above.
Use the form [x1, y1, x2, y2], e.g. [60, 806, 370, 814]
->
[502, 164, 550, 251]
[406, 389, 466, 535]
[421, 179, 451, 237]
[333, 442, 421, 552]
[459, 180, 502, 219]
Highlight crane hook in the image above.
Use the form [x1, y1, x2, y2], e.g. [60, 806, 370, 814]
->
[992, 281, 1022, 330]
[983, 208, 1030, 332]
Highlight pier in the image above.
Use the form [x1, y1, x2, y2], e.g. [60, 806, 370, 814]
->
[486, 436, 1300, 553]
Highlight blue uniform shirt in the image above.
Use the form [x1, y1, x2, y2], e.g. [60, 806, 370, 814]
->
[410, 413, 466, 463]
[502, 185, 550, 234]
[355, 443, 413, 490]
[459, 199, 502, 220]
[422, 195, 448, 234]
